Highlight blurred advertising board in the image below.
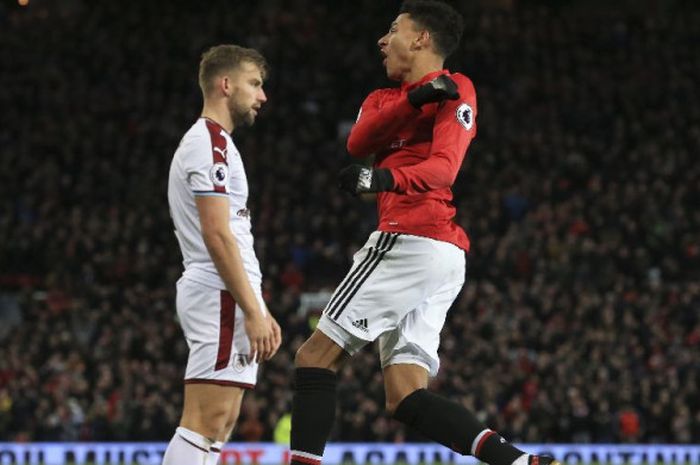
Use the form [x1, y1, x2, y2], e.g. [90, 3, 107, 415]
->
[0, 442, 698, 464]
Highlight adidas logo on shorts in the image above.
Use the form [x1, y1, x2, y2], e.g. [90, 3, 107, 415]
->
[351, 318, 369, 332]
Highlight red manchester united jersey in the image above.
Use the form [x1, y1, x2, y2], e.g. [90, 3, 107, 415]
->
[347, 69, 477, 252]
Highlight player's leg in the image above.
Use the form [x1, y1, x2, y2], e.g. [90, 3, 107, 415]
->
[289, 329, 350, 465]
[165, 384, 244, 465]
[390, 378, 560, 465]
[381, 244, 560, 465]
[163, 383, 242, 465]
[383, 363, 428, 414]
[290, 232, 404, 465]
[180, 384, 245, 438]
[164, 278, 258, 465]
[386, 363, 530, 465]
[205, 389, 246, 465]
[290, 231, 429, 465]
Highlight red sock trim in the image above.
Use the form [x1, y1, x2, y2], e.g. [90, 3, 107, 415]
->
[475, 430, 496, 457]
[291, 454, 322, 465]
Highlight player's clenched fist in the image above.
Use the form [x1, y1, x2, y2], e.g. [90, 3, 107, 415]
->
[407, 74, 459, 108]
[338, 165, 395, 195]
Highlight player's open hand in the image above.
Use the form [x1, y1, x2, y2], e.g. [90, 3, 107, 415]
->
[267, 314, 282, 359]
[244, 312, 274, 363]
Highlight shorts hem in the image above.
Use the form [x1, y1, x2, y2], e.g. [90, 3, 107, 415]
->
[382, 357, 435, 377]
[184, 378, 255, 390]
[316, 317, 364, 355]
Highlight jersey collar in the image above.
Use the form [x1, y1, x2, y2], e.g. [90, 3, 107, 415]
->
[401, 69, 450, 92]
[200, 116, 228, 134]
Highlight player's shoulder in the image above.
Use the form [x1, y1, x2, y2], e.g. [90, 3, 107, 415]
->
[175, 119, 215, 162]
[364, 87, 401, 104]
[368, 87, 399, 97]
[448, 72, 476, 97]
[181, 119, 209, 144]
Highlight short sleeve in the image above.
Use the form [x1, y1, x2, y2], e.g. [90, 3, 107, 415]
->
[183, 122, 230, 196]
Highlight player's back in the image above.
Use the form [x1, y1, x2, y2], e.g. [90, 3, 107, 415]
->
[168, 118, 262, 290]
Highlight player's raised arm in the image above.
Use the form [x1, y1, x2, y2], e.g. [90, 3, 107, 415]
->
[346, 89, 419, 158]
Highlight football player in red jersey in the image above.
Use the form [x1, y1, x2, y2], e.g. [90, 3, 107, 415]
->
[288, 2, 562, 465]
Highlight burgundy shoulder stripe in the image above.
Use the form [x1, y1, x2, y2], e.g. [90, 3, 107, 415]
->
[204, 119, 228, 194]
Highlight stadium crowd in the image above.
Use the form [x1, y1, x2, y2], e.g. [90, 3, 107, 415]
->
[1, 0, 699, 445]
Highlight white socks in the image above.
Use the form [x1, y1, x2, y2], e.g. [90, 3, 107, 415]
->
[207, 441, 224, 465]
[162, 427, 213, 465]
[512, 454, 531, 465]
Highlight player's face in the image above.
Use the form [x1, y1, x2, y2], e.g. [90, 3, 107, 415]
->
[377, 13, 419, 81]
[227, 61, 267, 127]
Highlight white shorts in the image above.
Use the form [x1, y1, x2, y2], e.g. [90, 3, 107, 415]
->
[176, 277, 261, 388]
[317, 231, 466, 376]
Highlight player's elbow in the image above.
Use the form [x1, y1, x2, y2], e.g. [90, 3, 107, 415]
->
[396, 172, 454, 194]
[201, 226, 231, 252]
[346, 135, 371, 159]
[423, 160, 458, 190]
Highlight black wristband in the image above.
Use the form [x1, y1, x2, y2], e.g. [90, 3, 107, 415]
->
[371, 168, 395, 192]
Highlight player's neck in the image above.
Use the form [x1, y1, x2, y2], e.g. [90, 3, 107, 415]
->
[201, 103, 234, 133]
[404, 55, 445, 85]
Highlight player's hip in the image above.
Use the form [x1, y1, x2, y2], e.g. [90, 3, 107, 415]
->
[176, 277, 262, 386]
[321, 231, 465, 337]
[180, 265, 262, 291]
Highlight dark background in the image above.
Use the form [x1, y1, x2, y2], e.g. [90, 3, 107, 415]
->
[0, 0, 699, 444]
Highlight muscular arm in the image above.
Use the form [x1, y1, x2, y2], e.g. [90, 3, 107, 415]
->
[346, 91, 419, 158]
[196, 195, 262, 318]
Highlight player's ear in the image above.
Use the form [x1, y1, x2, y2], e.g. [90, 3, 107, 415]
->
[220, 75, 232, 97]
[411, 29, 431, 51]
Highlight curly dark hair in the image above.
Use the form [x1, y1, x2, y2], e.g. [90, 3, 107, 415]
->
[399, 0, 464, 57]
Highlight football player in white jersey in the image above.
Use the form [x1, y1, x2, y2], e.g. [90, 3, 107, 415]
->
[164, 45, 281, 465]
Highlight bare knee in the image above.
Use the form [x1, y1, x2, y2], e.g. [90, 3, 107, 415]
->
[383, 364, 429, 416]
[294, 343, 317, 368]
[385, 388, 418, 416]
[181, 385, 245, 440]
[209, 406, 232, 431]
[219, 411, 239, 442]
[294, 331, 347, 370]
[181, 403, 230, 439]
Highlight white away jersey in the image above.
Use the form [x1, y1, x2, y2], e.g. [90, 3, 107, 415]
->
[168, 117, 262, 290]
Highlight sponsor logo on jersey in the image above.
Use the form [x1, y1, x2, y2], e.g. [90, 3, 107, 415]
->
[389, 139, 406, 149]
[237, 208, 250, 218]
[456, 103, 473, 131]
[210, 162, 228, 187]
[213, 146, 228, 162]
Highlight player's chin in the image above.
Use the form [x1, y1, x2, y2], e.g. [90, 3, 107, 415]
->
[385, 68, 401, 82]
[242, 113, 257, 127]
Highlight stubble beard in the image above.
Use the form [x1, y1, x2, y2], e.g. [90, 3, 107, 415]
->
[228, 94, 255, 128]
